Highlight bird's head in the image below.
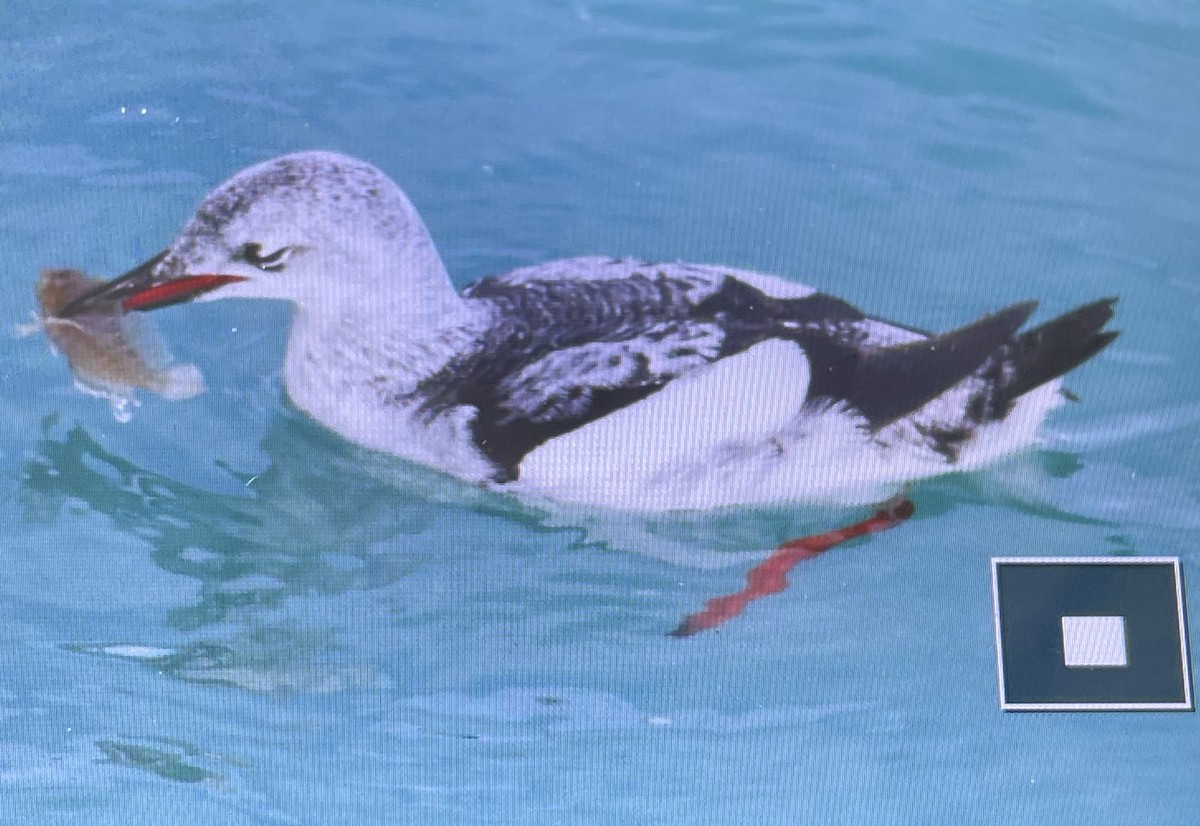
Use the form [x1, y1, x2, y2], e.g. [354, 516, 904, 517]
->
[60, 151, 455, 318]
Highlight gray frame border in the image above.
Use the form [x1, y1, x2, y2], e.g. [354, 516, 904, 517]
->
[990, 556, 1193, 712]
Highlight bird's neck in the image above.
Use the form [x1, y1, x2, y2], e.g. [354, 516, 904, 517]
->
[282, 266, 481, 414]
[280, 287, 496, 477]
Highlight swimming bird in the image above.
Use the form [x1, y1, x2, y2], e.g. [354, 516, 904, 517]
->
[62, 151, 1117, 511]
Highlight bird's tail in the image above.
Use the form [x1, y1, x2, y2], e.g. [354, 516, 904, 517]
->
[999, 297, 1119, 405]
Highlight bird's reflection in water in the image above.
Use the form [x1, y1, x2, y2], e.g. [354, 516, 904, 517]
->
[22, 409, 548, 691]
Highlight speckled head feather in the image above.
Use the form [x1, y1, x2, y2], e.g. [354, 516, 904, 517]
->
[154, 150, 461, 319]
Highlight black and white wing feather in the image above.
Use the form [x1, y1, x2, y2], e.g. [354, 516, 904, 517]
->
[414, 260, 732, 478]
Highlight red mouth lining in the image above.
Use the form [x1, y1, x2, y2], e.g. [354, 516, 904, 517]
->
[121, 274, 248, 311]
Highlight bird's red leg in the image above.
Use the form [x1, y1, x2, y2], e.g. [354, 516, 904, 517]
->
[670, 497, 915, 637]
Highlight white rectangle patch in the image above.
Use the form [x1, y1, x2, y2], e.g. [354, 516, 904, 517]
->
[1062, 615, 1128, 668]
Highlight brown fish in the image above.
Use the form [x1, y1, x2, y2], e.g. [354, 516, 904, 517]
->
[36, 268, 203, 420]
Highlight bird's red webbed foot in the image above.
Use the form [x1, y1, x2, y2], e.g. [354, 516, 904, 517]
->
[670, 497, 915, 637]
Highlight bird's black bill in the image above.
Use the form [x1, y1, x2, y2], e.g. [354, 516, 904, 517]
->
[55, 250, 247, 316]
[56, 250, 170, 317]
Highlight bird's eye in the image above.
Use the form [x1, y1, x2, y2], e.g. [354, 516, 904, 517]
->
[239, 242, 291, 272]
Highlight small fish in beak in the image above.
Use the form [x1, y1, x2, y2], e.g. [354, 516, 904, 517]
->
[34, 267, 206, 422]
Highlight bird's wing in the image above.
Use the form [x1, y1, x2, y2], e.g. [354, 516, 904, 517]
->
[412, 257, 1030, 480]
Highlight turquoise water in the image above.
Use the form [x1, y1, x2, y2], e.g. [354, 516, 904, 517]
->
[2, 0, 1199, 822]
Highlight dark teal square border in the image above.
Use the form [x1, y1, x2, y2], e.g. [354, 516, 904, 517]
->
[991, 558, 1193, 711]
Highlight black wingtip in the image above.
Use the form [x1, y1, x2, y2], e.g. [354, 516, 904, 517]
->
[1005, 300, 1041, 325]
[848, 300, 1040, 429]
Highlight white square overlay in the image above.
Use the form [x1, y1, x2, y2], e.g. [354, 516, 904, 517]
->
[1062, 615, 1127, 668]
